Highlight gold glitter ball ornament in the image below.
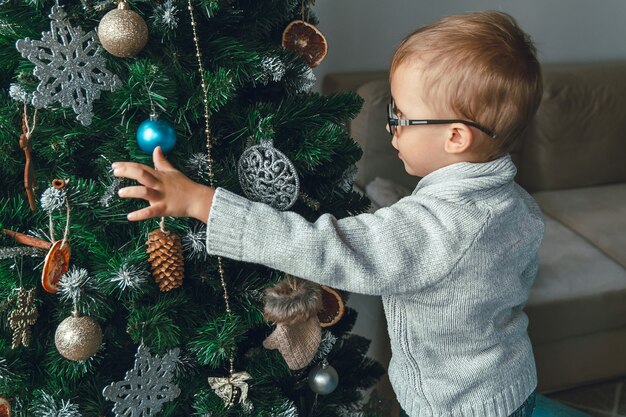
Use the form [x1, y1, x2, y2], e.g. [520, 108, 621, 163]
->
[54, 311, 103, 361]
[98, 1, 148, 58]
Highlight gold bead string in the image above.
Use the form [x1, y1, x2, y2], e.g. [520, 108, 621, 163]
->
[187, 0, 235, 375]
[187, 0, 216, 188]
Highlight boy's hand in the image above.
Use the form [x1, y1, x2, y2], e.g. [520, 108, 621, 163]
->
[112, 146, 215, 223]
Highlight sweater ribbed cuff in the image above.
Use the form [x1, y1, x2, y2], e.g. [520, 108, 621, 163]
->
[205, 187, 251, 260]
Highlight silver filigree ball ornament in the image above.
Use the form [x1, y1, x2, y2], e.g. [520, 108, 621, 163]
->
[308, 360, 339, 395]
[54, 311, 103, 361]
[98, 0, 148, 57]
[238, 138, 300, 210]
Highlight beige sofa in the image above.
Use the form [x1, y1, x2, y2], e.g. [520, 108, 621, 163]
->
[322, 61, 626, 395]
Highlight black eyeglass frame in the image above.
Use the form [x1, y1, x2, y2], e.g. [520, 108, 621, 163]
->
[387, 101, 497, 139]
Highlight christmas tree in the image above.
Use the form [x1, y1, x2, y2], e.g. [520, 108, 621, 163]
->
[0, 0, 386, 416]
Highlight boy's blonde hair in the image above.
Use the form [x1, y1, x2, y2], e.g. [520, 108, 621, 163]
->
[391, 11, 542, 158]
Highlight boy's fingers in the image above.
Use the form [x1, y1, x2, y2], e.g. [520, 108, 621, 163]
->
[113, 162, 159, 188]
[126, 204, 163, 222]
[153, 146, 175, 171]
[118, 186, 158, 201]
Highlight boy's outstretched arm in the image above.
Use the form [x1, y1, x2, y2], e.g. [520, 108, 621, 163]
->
[205, 188, 467, 296]
[112, 146, 215, 223]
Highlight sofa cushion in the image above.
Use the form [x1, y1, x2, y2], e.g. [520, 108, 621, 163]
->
[517, 62, 626, 192]
[526, 214, 626, 344]
[532, 183, 626, 269]
[526, 183, 626, 345]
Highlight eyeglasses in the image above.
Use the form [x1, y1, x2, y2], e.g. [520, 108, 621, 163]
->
[387, 100, 497, 139]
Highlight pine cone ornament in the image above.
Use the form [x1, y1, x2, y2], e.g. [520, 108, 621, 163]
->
[262, 275, 323, 370]
[145, 228, 185, 292]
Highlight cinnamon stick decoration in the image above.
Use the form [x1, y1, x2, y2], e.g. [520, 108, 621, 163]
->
[3, 229, 51, 249]
[19, 110, 37, 211]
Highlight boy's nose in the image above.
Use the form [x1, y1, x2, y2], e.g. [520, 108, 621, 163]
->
[391, 133, 399, 150]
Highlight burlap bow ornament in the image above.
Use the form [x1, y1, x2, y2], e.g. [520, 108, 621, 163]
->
[208, 371, 252, 408]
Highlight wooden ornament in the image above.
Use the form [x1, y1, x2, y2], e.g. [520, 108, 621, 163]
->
[318, 285, 345, 328]
[41, 240, 71, 294]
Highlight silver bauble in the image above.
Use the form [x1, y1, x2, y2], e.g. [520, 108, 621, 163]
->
[98, 1, 148, 57]
[238, 141, 300, 211]
[308, 361, 339, 395]
[55, 311, 103, 361]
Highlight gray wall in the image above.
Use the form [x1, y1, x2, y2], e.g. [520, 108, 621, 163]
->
[312, 0, 626, 90]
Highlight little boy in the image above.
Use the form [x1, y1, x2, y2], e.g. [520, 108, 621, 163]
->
[113, 10, 544, 417]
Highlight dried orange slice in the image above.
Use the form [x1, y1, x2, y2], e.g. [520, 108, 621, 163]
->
[0, 397, 10, 417]
[318, 285, 345, 327]
[282, 20, 328, 68]
[41, 240, 71, 294]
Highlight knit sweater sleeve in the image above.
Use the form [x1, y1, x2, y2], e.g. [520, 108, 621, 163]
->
[205, 188, 474, 295]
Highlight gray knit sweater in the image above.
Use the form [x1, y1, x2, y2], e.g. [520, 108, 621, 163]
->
[205, 154, 544, 417]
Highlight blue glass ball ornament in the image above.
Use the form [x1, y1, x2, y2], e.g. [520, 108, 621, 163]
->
[136, 118, 177, 155]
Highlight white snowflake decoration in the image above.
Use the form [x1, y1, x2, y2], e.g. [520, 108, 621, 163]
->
[185, 152, 209, 180]
[9, 83, 32, 103]
[33, 392, 82, 417]
[103, 344, 181, 417]
[100, 177, 122, 208]
[271, 401, 299, 417]
[0, 357, 11, 381]
[15, 5, 120, 126]
[313, 331, 338, 362]
[297, 67, 316, 93]
[58, 266, 93, 306]
[153, 0, 179, 30]
[256, 55, 287, 85]
[338, 165, 358, 193]
[110, 263, 149, 292]
[40, 185, 67, 213]
[182, 225, 208, 261]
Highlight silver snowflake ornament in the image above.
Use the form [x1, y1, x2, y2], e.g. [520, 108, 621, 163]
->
[103, 344, 181, 417]
[15, 5, 120, 126]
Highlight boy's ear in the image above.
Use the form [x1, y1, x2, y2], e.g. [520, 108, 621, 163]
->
[443, 123, 474, 154]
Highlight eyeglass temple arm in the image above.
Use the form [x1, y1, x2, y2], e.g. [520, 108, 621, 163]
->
[403, 119, 497, 139]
